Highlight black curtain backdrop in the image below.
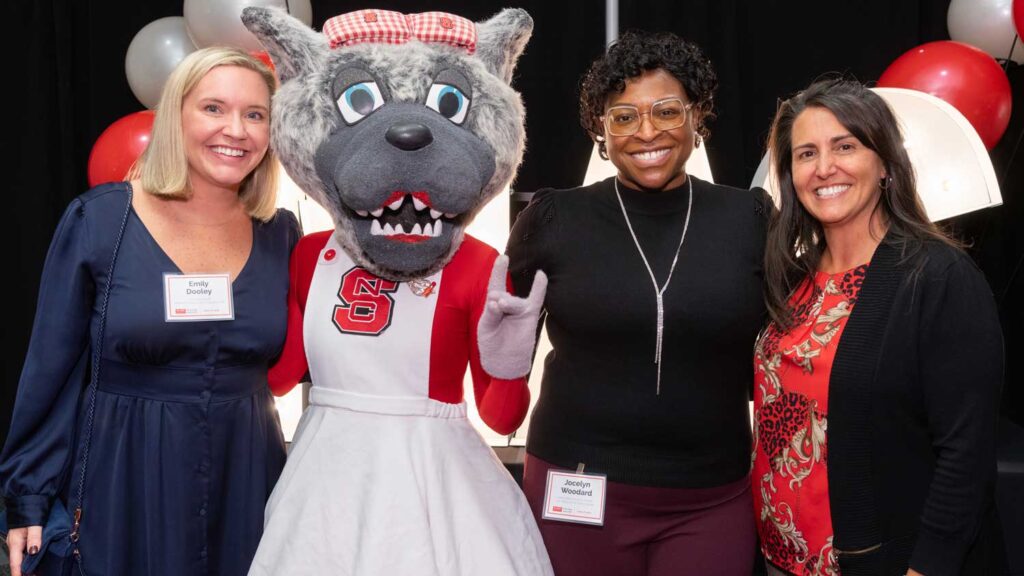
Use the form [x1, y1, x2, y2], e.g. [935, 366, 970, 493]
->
[5, 0, 1022, 440]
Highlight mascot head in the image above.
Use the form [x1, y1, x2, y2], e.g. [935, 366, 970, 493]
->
[242, 7, 532, 281]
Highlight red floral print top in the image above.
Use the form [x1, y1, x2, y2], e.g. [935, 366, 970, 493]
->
[752, 264, 868, 576]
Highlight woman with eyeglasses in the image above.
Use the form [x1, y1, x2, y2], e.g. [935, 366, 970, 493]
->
[505, 31, 768, 575]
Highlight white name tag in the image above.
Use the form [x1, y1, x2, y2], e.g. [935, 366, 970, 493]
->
[164, 273, 234, 322]
[542, 470, 607, 525]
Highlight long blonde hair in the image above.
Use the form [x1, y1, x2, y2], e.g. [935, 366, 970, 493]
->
[128, 47, 279, 221]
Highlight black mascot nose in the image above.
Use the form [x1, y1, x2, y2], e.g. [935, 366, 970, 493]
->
[385, 123, 434, 151]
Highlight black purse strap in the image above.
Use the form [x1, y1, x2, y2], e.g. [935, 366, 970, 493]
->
[69, 185, 133, 548]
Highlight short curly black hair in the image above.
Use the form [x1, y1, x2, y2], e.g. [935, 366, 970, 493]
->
[579, 31, 718, 155]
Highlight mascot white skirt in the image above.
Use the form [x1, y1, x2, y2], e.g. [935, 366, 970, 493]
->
[241, 7, 553, 575]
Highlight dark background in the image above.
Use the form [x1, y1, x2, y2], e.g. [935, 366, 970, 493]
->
[5, 0, 1022, 439]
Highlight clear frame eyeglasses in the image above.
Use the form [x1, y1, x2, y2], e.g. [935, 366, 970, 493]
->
[602, 97, 693, 137]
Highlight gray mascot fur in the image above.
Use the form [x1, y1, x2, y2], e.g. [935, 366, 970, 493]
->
[244, 6, 530, 280]
[240, 7, 552, 575]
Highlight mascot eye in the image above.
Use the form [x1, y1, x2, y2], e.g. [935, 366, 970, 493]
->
[337, 81, 385, 124]
[425, 84, 470, 124]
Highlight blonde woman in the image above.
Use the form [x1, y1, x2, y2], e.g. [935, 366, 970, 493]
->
[1, 47, 298, 576]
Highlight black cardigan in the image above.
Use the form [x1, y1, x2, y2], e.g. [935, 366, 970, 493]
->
[827, 237, 1006, 576]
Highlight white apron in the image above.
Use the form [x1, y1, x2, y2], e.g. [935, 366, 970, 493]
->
[249, 235, 552, 576]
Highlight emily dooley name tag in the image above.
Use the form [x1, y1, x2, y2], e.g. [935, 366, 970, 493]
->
[542, 470, 607, 525]
[164, 273, 234, 322]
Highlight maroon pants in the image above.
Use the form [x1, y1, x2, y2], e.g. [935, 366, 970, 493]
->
[523, 455, 756, 576]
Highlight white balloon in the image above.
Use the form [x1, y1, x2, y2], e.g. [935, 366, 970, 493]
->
[948, 0, 1024, 64]
[184, 0, 313, 52]
[125, 17, 197, 109]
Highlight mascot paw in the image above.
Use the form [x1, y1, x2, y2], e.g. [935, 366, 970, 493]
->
[477, 255, 547, 379]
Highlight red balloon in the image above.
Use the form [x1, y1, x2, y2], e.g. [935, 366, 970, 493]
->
[87, 110, 155, 187]
[250, 50, 276, 74]
[878, 41, 1012, 149]
[1015, 0, 1024, 40]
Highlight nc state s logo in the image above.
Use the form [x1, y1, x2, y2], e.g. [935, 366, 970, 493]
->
[333, 267, 399, 335]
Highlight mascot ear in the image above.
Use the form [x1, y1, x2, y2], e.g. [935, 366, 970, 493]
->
[242, 6, 328, 84]
[475, 8, 533, 85]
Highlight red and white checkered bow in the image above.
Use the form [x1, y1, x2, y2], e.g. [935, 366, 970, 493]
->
[322, 9, 476, 55]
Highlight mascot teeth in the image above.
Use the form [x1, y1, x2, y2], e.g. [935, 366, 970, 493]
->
[353, 193, 457, 242]
[240, 4, 528, 279]
[239, 7, 551, 573]
[366, 196, 446, 239]
[367, 218, 443, 238]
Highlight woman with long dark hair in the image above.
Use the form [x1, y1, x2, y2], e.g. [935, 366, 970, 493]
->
[753, 78, 1005, 576]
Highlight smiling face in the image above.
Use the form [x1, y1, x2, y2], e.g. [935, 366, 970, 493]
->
[181, 65, 271, 194]
[603, 68, 696, 191]
[790, 106, 887, 238]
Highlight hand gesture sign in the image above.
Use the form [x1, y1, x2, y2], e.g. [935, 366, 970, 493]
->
[477, 255, 548, 379]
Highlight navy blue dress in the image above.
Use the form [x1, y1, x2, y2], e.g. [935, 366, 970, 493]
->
[1, 182, 300, 575]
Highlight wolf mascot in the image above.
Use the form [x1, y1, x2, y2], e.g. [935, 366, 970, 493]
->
[241, 7, 552, 575]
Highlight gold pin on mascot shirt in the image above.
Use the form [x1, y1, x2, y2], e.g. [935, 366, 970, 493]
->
[241, 8, 552, 576]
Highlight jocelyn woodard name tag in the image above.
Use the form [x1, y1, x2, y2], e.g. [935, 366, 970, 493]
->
[542, 470, 607, 525]
[164, 273, 234, 322]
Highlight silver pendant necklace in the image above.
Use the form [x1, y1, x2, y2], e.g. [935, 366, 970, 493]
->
[613, 177, 693, 395]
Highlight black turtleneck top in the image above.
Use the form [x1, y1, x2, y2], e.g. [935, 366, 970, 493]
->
[507, 175, 770, 488]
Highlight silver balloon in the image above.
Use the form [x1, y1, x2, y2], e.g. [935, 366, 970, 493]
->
[948, 0, 1024, 64]
[125, 17, 198, 109]
[184, 0, 313, 52]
